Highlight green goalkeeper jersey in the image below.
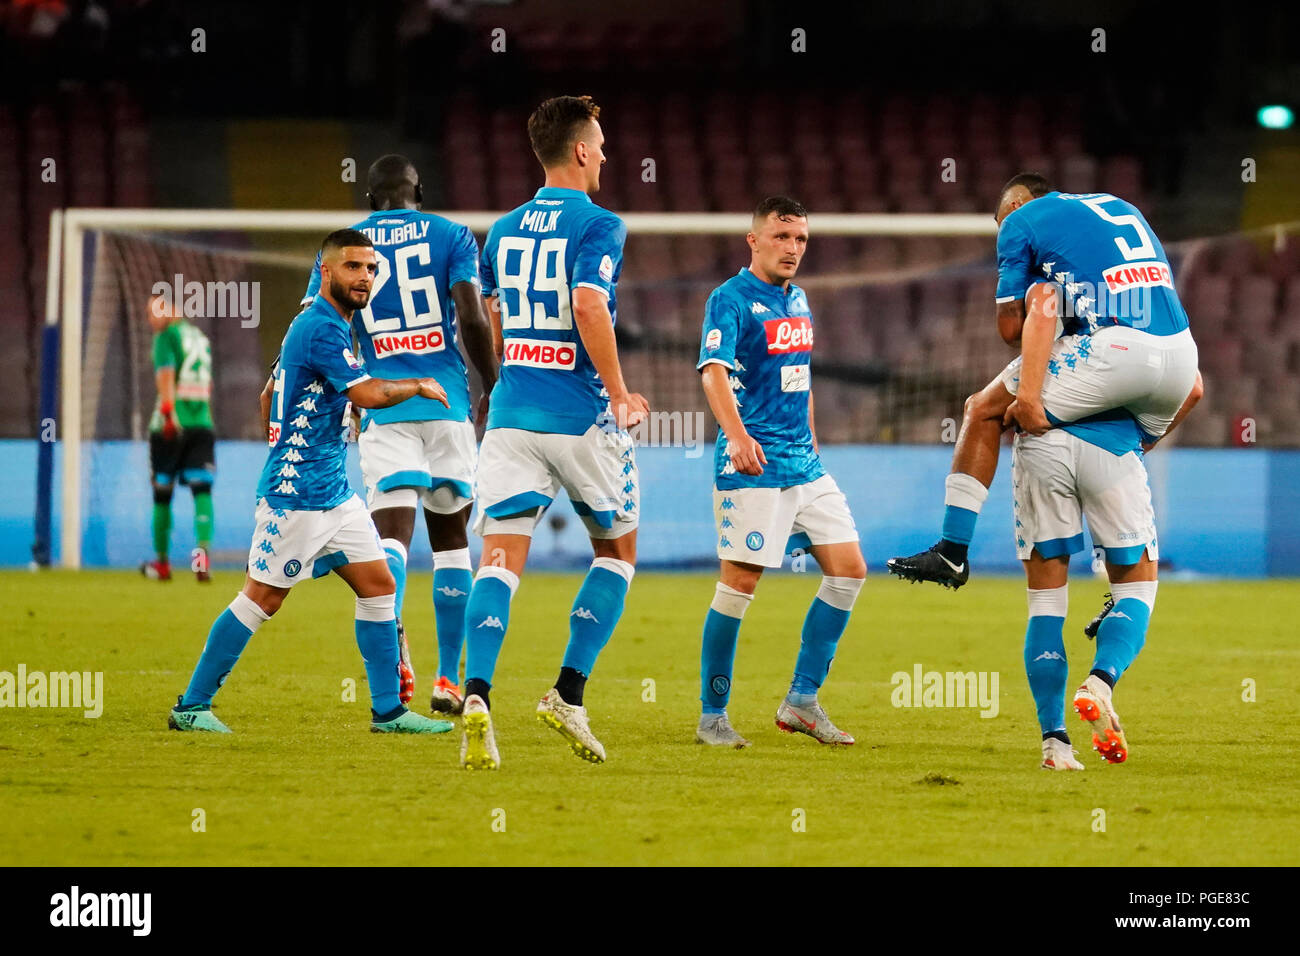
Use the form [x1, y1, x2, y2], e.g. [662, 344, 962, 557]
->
[149, 320, 214, 432]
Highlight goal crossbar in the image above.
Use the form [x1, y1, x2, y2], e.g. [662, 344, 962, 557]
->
[49, 207, 997, 568]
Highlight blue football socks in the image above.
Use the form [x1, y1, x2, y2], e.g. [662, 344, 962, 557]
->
[432, 548, 473, 682]
[463, 566, 519, 688]
[700, 583, 754, 714]
[181, 593, 268, 707]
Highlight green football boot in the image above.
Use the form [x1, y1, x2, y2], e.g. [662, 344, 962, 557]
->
[168, 696, 232, 733]
[371, 708, 454, 734]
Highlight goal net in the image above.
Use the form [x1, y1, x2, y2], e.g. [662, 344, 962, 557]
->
[42, 210, 1300, 568]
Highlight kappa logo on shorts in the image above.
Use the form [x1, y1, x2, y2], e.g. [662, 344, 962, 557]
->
[283, 559, 302, 577]
[746, 531, 764, 551]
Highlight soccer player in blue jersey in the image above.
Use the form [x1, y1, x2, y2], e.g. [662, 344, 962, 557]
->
[694, 197, 866, 748]
[458, 95, 648, 769]
[168, 229, 455, 735]
[889, 173, 1202, 590]
[299, 156, 497, 716]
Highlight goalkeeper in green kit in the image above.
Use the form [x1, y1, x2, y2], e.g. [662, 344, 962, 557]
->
[142, 293, 216, 582]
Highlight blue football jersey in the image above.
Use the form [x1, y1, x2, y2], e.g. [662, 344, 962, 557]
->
[302, 209, 478, 426]
[478, 187, 626, 436]
[697, 268, 826, 490]
[996, 191, 1190, 337]
[257, 297, 370, 510]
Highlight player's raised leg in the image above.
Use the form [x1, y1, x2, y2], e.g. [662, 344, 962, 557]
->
[887, 375, 1011, 589]
[776, 536, 864, 746]
[169, 576, 279, 732]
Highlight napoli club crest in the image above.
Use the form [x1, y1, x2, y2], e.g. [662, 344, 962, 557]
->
[746, 532, 764, 551]
[283, 559, 303, 577]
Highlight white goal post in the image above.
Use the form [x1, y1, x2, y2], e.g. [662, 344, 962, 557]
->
[49, 208, 997, 569]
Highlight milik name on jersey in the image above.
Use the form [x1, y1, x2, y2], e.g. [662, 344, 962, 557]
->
[520, 209, 563, 232]
[363, 220, 431, 246]
[764, 316, 814, 353]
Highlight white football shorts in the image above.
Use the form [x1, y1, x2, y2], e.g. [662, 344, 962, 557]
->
[359, 418, 477, 514]
[246, 493, 386, 588]
[472, 424, 639, 539]
[1011, 428, 1158, 565]
[714, 473, 858, 569]
[999, 326, 1198, 441]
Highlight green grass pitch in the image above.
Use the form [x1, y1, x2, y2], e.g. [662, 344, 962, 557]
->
[1, 570, 1296, 866]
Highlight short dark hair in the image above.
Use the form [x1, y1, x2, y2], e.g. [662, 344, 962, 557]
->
[753, 196, 808, 222]
[528, 95, 601, 167]
[367, 154, 419, 204]
[1000, 172, 1053, 201]
[321, 228, 373, 256]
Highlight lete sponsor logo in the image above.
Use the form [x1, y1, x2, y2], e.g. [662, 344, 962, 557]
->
[373, 328, 445, 357]
[503, 338, 577, 370]
[764, 316, 814, 353]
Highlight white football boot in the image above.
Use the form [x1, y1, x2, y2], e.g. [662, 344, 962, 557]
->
[460, 694, 499, 770]
[775, 698, 855, 745]
[695, 712, 751, 748]
[1073, 675, 1129, 763]
[536, 688, 606, 763]
[1040, 737, 1085, 770]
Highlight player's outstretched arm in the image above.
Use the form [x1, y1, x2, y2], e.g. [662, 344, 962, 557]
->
[572, 286, 648, 429]
[700, 363, 765, 476]
[452, 280, 497, 424]
[347, 377, 449, 410]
